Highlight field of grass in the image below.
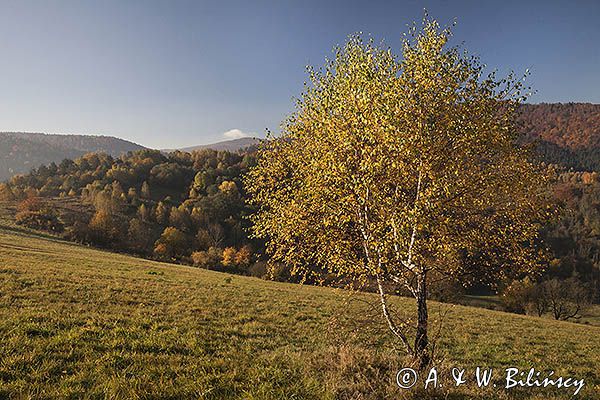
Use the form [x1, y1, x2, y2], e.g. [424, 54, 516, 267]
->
[462, 295, 600, 328]
[1, 203, 600, 399]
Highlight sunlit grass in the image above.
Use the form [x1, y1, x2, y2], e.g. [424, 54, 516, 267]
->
[0, 203, 599, 399]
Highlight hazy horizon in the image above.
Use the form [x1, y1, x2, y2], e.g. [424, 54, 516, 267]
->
[0, 129, 258, 149]
[1, 0, 599, 149]
[2, 99, 598, 150]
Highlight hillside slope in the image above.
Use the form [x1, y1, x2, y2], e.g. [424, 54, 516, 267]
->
[169, 104, 600, 170]
[2, 103, 599, 182]
[520, 103, 600, 149]
[176, 137, 260, 152]
[519, 103, 600, 171]
[0, 203, 598, 399]
[0, 132, 146, 181]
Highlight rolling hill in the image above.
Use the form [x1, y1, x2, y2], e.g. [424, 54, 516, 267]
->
[0, 202, 598, 399]
[519, 103, 600, 150]
[0, 132, 146, 181]
[519, 103, 600, 172]
[165, 104, 600, 171]
[172, 137, 260, 153]
[2, 103, 599, 183]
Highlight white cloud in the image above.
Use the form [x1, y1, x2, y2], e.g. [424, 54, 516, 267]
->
[223, 128, 253, 140]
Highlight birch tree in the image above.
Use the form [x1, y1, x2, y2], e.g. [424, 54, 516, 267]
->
[246, 17, 552, 369]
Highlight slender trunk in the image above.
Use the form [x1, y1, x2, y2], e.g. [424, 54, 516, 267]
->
[414, 271, 430, 370]
[376, 275, 414, 356]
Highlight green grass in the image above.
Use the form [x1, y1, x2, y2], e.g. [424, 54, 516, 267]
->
[463, 295, 600, 327]
[1, 204, 600, 399]
[461, 295, 504, 311]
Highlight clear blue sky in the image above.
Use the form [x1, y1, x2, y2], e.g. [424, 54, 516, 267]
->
[0, 0, 598, 149]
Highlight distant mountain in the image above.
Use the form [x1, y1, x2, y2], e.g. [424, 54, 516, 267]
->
[173, 137, 261, 153]
[0, 132, 145, 181]
[2, 102, 599, 181]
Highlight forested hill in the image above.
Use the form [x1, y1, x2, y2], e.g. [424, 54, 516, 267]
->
[0, 132, 146, 181]
[519, 103, 600, 171]
[520, 103, 600, 149]
[0, 149, 262, 277]
[1, 104, 598, 181]
[2, 112, 600, 297]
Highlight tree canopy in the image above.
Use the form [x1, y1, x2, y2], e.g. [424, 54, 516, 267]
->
[246, 17, 554, 367]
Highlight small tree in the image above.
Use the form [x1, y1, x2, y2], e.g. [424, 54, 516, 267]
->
[0, 183, 15, 201]
[141, 181, 151, 199]
[543, 278, 591, 321]
[169, 206, 191, 231]
[235, 245, 252, 269]
[89, 210, 124, 245]
[525, 283, 549, 317]
[137, 203, 150, 222]
[246, 17, 552, 368]
[501, 278, 550, 316]
[127, 218, 155, 253]
[155, 201, 170, 225]
[221, 247, 237, 268]
[127, 187, 138, 200]
[154, 227, 188, 259]
[218, 181, 238, 197]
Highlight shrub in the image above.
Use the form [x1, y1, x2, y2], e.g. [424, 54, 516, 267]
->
[501, 279, 535, 314]
[154, 227, 189, 259]
[191, 247, 223, 269]
[14, 197, 63, 232]
[15, 210, 63, 232]
[248, 261, 268, 278]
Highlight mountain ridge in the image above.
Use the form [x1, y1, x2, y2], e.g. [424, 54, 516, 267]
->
[165, 137, 261, 153]
[1, 131, 146, 154]
[0, 132, 146, 181]
[1, 102, 599, 181]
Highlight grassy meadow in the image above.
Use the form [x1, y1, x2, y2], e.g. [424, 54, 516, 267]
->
[0, 203, 599, 399]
